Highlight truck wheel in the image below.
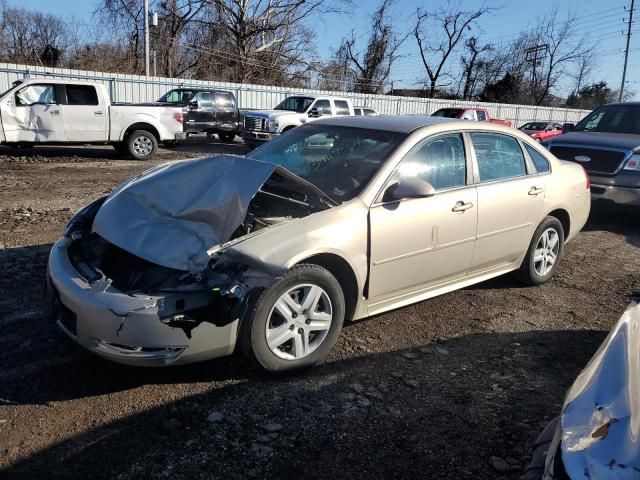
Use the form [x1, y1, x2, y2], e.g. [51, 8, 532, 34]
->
[514, 216, 565, 286]
[218, 132, 235, 143]
[126, 130, 157, 160]
[240, 264, 345, 374]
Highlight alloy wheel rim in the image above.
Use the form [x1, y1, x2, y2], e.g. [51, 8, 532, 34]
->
[265, 283, 333, 360]
[133, 136, 153, 156]
[533, 228, 560, 277]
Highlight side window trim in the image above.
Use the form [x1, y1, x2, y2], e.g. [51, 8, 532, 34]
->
[467, 130, 530, 185]
[374, 132, 473, 205]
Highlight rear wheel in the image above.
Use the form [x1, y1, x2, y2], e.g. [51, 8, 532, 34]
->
[218, 132, 235, 143]
[515, 216, 564, 285]
[125, 130, 157, 160]
[241, 264, 345, 373]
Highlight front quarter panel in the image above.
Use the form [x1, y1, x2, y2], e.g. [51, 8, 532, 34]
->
[225, 199, 369, 316]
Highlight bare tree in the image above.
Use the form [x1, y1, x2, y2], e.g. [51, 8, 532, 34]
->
[460, 36, 492, 99]
[413, 2, 490, 98]
[527, 10, 595, 105]
[342, 0, 405, 94]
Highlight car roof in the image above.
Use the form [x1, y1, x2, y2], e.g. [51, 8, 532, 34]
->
[312, 114, 460, 133]
[604, 101, 640, 107]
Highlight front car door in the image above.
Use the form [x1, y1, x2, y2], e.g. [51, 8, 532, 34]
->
[469, 132, 545, 272]
[2, 83, 64, 142]
[60, 84, 108, 142]
[368, 133, 478, 308]
[213, 91, 238, 131]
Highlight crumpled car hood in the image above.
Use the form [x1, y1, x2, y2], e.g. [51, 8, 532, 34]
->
[92, 155, 280, 273]
[559, 300, 640, 478]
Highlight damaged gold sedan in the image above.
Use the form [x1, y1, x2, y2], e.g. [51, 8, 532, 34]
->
[46, 116, 591, 372]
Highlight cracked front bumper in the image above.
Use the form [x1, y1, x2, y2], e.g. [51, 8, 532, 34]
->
[46, 238, 238, 366]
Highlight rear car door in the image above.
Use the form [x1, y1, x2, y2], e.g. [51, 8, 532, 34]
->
[333, 100, 351, 116]
[4, 83, 65, 142]
[469, 132, 545, 272]
[214, 91, 238, 131]
[60, 84, 108, 142]
[368, 133, 478, 302]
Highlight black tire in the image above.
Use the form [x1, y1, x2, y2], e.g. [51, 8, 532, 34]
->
[245, 142, 257, 151]
[206, 131, 216, 139]
[515, 216, 565, 286]
[240, 264, 345, 374]
[125, 130, 157, 160]
[218, 132, 235, 143]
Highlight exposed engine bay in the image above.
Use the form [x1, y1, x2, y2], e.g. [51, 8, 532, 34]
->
[63, 159, 330, 338]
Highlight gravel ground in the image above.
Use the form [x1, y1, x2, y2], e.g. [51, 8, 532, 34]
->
[0, 140, 638, 480]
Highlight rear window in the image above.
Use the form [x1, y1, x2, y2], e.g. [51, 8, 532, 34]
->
[334, 100, 350, 116]
[215, 92, 235, 108]
[432, 108, 463, 118]
[525, 144, 551, 173]
[66, 85, 99, 105]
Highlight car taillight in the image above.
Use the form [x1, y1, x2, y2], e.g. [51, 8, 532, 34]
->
[173, 111, 183, 124]
[582, 165, 590, 190]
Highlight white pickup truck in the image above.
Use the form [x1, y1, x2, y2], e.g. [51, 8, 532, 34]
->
[0, 78, 186, 160]
[242, 95, 355, 148]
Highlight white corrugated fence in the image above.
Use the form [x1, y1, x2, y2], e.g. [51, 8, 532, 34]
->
[0, 62, 591, 126]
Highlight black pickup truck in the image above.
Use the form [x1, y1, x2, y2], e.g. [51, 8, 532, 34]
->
[545, 102, 640, 208]
[157, 88, 241, 143]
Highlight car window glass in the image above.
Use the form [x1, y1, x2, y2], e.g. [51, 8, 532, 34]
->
[525, 144, 550, 174]
[313, 99, 332, 115]
[397, 133, 466, 190]
[15, 84, 55, 106]
[354, 108, 362, 116]
[477, 110, 487, 121]
[364, 109, 376, 116]
[462, 110, 477, 121]
[334, 100, 350, 116]
[192, 92, 214, 108]
[66, 85, 98, 105]
[214, 92, 235, 108]
[471, 133, 527, 182]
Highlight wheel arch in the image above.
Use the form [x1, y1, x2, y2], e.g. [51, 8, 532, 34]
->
[296, 252, 359, 322]
[547, 208, 571, 239]
[121, 122, 160, 142]
[281, 125, 296, 133]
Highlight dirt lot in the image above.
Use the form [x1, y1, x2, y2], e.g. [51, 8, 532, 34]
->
[0, 140, 638, 480]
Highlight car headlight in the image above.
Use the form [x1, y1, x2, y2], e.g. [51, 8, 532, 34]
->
[623, 154, 640, 171]
[64, 196, 107, 236]
[268, 119, 279, 132]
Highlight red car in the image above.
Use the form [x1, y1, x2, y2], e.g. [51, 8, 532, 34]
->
[519, 121, 564, 142]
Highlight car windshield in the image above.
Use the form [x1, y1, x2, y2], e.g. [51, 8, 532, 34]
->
[247, 124, 406, 202]
[274, 96, 315, 113]
[574, 104, 640, 135]
[158, 89, 196, 103]
[432, 108, 463, 118]
[520, 122, 547, 131]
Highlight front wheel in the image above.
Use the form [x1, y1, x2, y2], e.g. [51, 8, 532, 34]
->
[240, 264, 345, 373]
[126, 130, 157, 160]
[515, 216, 565, 286]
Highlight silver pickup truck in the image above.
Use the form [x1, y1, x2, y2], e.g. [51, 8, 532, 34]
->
[0, 78, 186, 160]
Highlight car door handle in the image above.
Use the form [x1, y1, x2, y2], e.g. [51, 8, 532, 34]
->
[528, 186, 545, 196]
[50, 110, 60, 115]
[452, 201, 474, 212]
[94, 110, 104, 116]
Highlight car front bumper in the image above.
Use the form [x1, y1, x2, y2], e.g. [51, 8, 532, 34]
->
[242, 130, 280, 144]
[590, 184, 640, 207]
[46, 237, 238, 366]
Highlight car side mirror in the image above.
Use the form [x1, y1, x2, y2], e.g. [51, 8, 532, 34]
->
[308, 107, 321, 118]
[562, 123, 575, 134]
[387, 178, 436, 201]
[189, 100, 201, 110]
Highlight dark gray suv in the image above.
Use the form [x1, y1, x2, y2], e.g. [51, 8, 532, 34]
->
[546, 102, 640, 207]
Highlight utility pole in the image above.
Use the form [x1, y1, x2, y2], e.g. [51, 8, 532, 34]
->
[619, 0, 635, 101]
[144, 0, 150, 76]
